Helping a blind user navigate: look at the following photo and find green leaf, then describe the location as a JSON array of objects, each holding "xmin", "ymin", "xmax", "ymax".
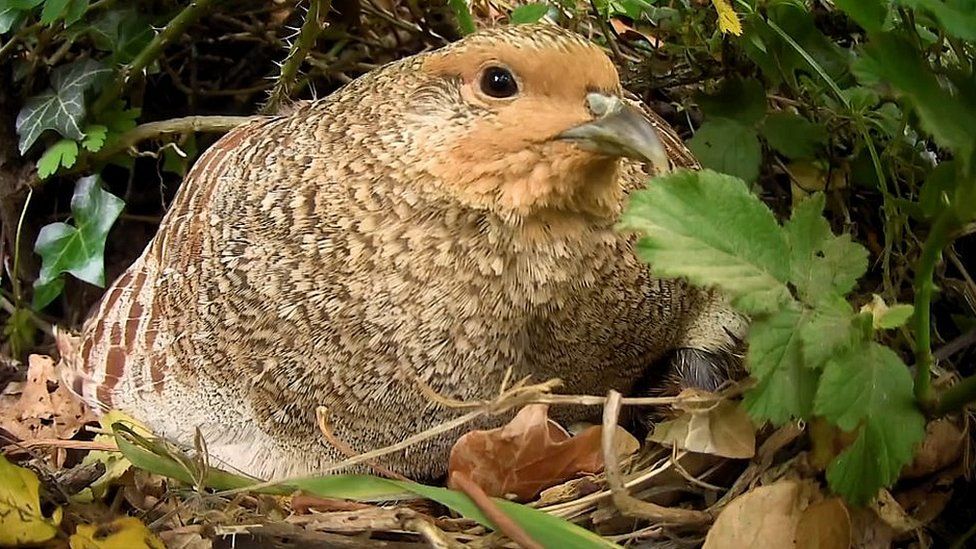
[
  {"xmin": 761, "ymin": 112, "xmax": 827, "ymax": 159},
  {"xmin": 918, "ymin": 161, "xmax": 955, "ymax": 219},
  {"xmin": 620, "ymin": 169, "xmax": 792, "ymax": 314},
  {"xmin": 15, "ymin": 58, "xmax": 110, "ymax": 153},
  {"xmin": 687, "ymin": 120, "xmax": 762, "ymax": 183},
  {"xmin": 448, "ymin": 0, "xmax": 476, "ymax": 35},
  {"xmin": 31, "ymin": 277, "xmax": 64, "ymax": 310},
  {"xmin": 815, "ymin": 343, "xmax": 925, "ymax": 505},
  {"xmin": 742, "ymin": 306, "xmax": 819, "ymax": 424},
  {"xmin": 33, "ymin": 176, "xmax": 123, "ymax": 294},
  {"xmin": 697, "ymin": 78, "xmax": 767, "ymax": 126},
  {"xmin": 113, "ymin": 426, "xmax": 618, "ymax": 549},
  {"xmin": 39, "ymin": 0, "xmax": 68, "ymax": 24},
  {"xmin": 3, "ymin": 308, "xmax": 36, "ymax": 357},
  {"xmin": 857, "ymin": 32, "xmax": 976, "ymax": 154},
  {"xmin": 81, "ymin": 124, "xmax": 107, "ymax": 152},
  {"xmin": 799, "ymin": 297, "xmax": 859, "ymax": 370},
  {"xmin": 63, "ymin": 0, "xmax": 87, "ymax": 25},
  {"xmin": 86, "ymin": 8, "xmax": 153, "ymax": 63},
  {"xmin": 510, "ymin": 2, "xmax": 548, "ymax": 23},
  {"xmin": 840, "ymin": 87, "xmax": 881, "ymax": 112},
  {"xmin": 901, "ymin": 0, "xmax": 976, "ymax": 41},
  {"xmin": 833, "ymin": 0, "xmax": 888, "ymax": 32},
  {"xmin": 0, "ymin": 6, "xmax": 26, "ymax": 34},
  {"xmin": 860, "ymin": 294, "xmax": 915, "ymax": 329},
  {"xmin": 785, "ymin": 194, "xmax": 868, "ymax": 303},
  {"xmin": 36, "ymin": 139, "xmax": 78, "ymax": 179}
]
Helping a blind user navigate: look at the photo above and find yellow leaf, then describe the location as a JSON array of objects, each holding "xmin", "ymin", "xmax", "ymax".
[
  {"xmin": 0, "ymin": 454, "xmax": 62, "ymax": 545},
  {"xmin": 72, "ymin": 410, "xmax": 153, "ymax": 503},
  {"xmin": 69, "ymin": 517, "xmax": 165, "ymax": 549},
  {"xmin": 712, "ymin": 0, "xmax": 742, "ymax": 36}
]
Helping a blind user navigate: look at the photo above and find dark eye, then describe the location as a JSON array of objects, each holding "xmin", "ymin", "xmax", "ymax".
[{"xmin": 480, "ymin": 66, "xmax": 518, "ymax": 98}]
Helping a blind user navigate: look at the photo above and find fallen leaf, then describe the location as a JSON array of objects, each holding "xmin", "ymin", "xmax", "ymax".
[
  {"xmin": 0, "ymin": 454, "xmax": 63, "ymax": 546},
  {"xmin": 609, "ymin": 18, "xmax": 661, "ymax": 46},
  {"xmin": 901, "ymin": 419, "xmax": 965, "ymax": 479},
  {"xmin": 703, "ymin": 479, "xmax": 822, "ymax": 549},
  {"xmin": 72, "ymin": 411, "xmax": 150, "ymax": 502},
  {"xmin": 795, "ymin": 497, "xmax": 851, "ymax": 549},
  {"xmin": 69, "ymin": 517, "xmax": 165, "ymax": 549},
  {"xmin": 650, "ymin": 389, "xmax": 756, "ymax": 458},
  {"xmin": 0, "ymin": 354, "xmax": 97, "ymax": 447},
  {"xmin": 871, "ymin": 489, "xmax": 919, "ymax": 536},
  {"xmin": 447, "ymin": 404, "xmax": 637, "ymax": 501}
]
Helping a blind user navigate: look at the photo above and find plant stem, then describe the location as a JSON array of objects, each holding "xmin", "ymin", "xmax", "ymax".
[
  {"xmin": 913, "ymin": 208, "xmax": 958, "ymax": 407},
  {"xmin": 934, "ymin": 373, "xmax": 976, "ymax": 416},
  {"xmin": 92, "ymin": 0, "xmax": 217, "ymax": 114},
  {"xmin": 11, "ymin": 187, "xmax": 33, "ymax": 308},
  {"xmin": 262, "ymin": 0, "xmax": 331, "ymax": 115}
]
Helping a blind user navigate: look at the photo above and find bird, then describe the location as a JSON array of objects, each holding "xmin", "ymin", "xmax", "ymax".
[{"xmin": 57, "ymin": 23, "xmax": 745, "ymax": 481}]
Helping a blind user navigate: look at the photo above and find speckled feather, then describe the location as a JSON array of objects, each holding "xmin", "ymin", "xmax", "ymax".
[{"xmin": 58, "ymin": 25, "xmax": 742, "ymax": 480}]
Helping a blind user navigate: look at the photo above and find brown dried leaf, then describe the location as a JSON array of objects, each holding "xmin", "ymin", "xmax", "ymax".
[
  {"xmin": 901, "ymin": 419, "xmax": 965, "ymax": 479},
  {"xmin": 447, "ymin": 404, "xmax": 637, "ymax": 501},
  {"xmin": 0, "ymin": 355, "xmax": 96, "ymax": 444},
  {"xmin": 795, "ymin": 498, "xmax": 851, "ymax": 549},
  {"xmin": 703, "ymin": 479, "xmax": 823, "ymax": 549},
  {"xmin": 609, "ymin": 18, "xmax": 661, "ymax": 47},
  {"xmin": 650, "ymin": 389, "xmax": 755, "ymax": 459}
]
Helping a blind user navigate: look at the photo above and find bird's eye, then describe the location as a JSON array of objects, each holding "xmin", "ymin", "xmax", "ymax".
[{"xmin": 480, "ymin": 66, "xmax": 519, "ymax": 98}]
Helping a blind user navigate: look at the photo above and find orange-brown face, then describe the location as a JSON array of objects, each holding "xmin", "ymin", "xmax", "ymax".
[{"xmin": 407, "ymin": 25, "xmax": 657, "ymax": 222}]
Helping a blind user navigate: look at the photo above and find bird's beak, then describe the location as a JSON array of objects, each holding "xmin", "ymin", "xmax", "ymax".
[{"xmin": 558, "ymin": 93, "xmax": 670, "ymax": 175}]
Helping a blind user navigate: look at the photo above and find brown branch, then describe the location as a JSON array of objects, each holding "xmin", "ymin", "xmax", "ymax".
[
  {"xmin": 262, "ymin": 0, "xmax": 332, "ymax": 114},
  {"xmin": 602, "ymin": 390, "xmax": 712, "ymax": 525},
  {"xmin": 92, "ymin": 115, "xmax": 258, "ymax": 162}
]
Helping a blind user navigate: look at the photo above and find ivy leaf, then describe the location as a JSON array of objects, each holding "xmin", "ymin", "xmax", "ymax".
[
  {"xmin": 86, "ymin": 8, "xmax": 153, "ymax": 64},
  {"xmin": 785, "ymin": 193, "xmax": 868, "ymax": 303},
  {"xmin": 36, "ymin": 138, "xmax": 79, "ymax": 179},
  {"xmin": 39, "ymin": 0, "xmax": 68, "ymax": 24},
  {"xmin": 15, "ymin": 58, "xmax": 111, "ymax": 153},
  {"xmin": 833, "ymin": 0, "xmax": 888, "ymax": 32},
  {"xmin": 33, "ymin": 176, "xmax": 124, "ymax": 302},
  {"xmin": 761, "ymin": 112, "xmax": 828, "ymax": 159},
  {"xmin": 742, "ymin": 306, "xmax": 819, "ymax": 424},
  {"xmin": 81, "ymin": 123, "xmax": 107, "ymax": 152},
  {"xmin": 510, "ymin": 3, "xmax": 548, "ymax": 24},
  {"xmin": 687, "ymin": 119, "xmax": 762, "ymax": 183},
  {"xmin": 620, "ymin": 169, "xmax": 792, "ymax": 314},
  {"xmin": 815, "ymin": 343, "xmax": 926, "ymax": 505},
  {"xmin": 31, "ymin": 277, "xmax": 64, "ymax": 311}
]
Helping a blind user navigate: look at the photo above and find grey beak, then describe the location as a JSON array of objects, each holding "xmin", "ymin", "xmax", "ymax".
[{"xmin": 558, "ymin": 93, "xmax": 670, "ymax": 175}]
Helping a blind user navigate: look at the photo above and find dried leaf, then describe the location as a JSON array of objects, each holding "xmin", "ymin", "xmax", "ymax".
[
  {"xmin": 69, "ymin": 517, "xmax": 165, "ymax": 549},
  {"xmin": 901, "ymin": 419, "xmax": 965, "ymax": 479},
  {"xmin": 0, "ymin": 354, "xmax": 97, "ymax": 445},
  {"xmin": 650, "ymin": 389, "xmax": 756, "ymax": 458},
  {"xmin": 0, "ymin": 454, "xmax": 63, "ymax": 545},
  {"xmin": 447, "ymin": 404, "xmax": 637, "ymax": 501},
  {"xmin": 703, "ymin": 479, "xmax": 821, "ymax": 549},
  {"xmin": 795, "ymin": 498, "xmax": 851, "ymax": 549}
]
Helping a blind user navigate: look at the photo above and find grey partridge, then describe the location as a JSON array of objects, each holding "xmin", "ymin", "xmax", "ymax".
[{"xmin": 57, "ymin": 24, "xmax": 745, "ymax": 480}]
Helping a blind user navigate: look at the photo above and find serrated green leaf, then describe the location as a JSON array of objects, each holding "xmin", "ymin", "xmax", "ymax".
[
  {"xmin": 687, "ymin": 119, "xmax": 762, "ymax": 183},
  {"xmin": 761, "ymin": 112, "xmax": 827, "ymax": 159},
  {"xmin": 742, "ymin": 307, "xmax": 819, "ymax": 424},
  {"xmin": 448, "ymin": 0, "xmax": 475, "ymax": 35},
  {"xmin": 39, "ymin": 0, "xmax": 68, "ymax": 24},
  {"xmin": 800, "ymin": 296, "xmax": 858, "ymax": 370},
  {"xmin": 33, "ymin": 176, "xmax": 123, "ymax": 292},
  {"xmin": 81, "ymin": 123, "xmax": 107, "ymax": 152},
  {"xmin": 860, "ymin": 294, "xmax": 915, "ymax": 329},
  {"xmin": 510, "ymin": 2, "xmax": 548, "ymax": 23},
  {"xmin": 785, "ymin": 194, "xmax": 868, "ymax": 303},
  {"xmin": 901, "ymin": 0, "xmax": 976, "ymax": 41},
  {"xmin": 15, "ymin": 59, "xmax": 110, "ymax": 153},
  {"xmin": 36, "ymin": 138, "xmax": 78, "ymax": 178},
  {"xmin": 840, "ymin": 87, "xmax": 881, "ymax": 112},
  {"xmin": 816, "ymin": 343, "xmax": 925, "ymax": 505},
  {"xmin": 95, "ymin": 102, "xmax": 140, "ymax": 134},
  {"xmin": 620, "ymin": 169, "xmax": 792, "ymax": 314},
  {"xmin": 697, "ymin": 78, "xmax": 767, "ymax": 126},
  {"xmin": 833, "ymin": 0, "xmax": 888, "ymax": 32}
]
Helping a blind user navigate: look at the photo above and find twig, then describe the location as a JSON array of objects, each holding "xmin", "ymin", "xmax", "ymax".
[
  {"xmin": 589, "ymin": 0, "xmax": 622, "ymax": 65},
  {"xmin": 934, "ymin": 326, "xmax": 976, "ymax": 362},
  {"xmin": 449, "ymin": 471, "xmax": 543, "ymax": 549},
  {"xmin": 0, "ymin": 294, "xmax": 54, "ymax": 336},
  {"xmin": 262, "ymin": 0, "xmax": 332, "ymax": 114},
  {"xmin": 3, "ymin": 438, "xmax": 117, "ymax": 454},
  {"xmin": 315, "ymin": 405, "xmax": 409, "ymax": 481},
  {"xmin": 90, "ymin": 115, "xmax": 258, "ymax": 162},
  {"xmin": 92, "ymin": 0, "xmax": 217, "ymax": 114},
  {"xmin": 601, "ymin": 390, "xmax": 711, "ymax": 525},
  {"xmin": 398, "ymin": 511, "xmax": 463, "ymax": 549}
]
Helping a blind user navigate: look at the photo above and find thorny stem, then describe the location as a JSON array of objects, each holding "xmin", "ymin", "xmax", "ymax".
[
  {"xmin": 91, "ymin": 0, "xmax": 217, "ymax": 114},
  {"xmin": 262, "ymin": 0, "xmax": 332, "ymax": 114},
  {"xmin": 92, "ymin": 115, "xmax": 256, "ymax": 161},
  {"xmin": 913, "ymin": 208, "xmax": 959, "ymax": 408}
]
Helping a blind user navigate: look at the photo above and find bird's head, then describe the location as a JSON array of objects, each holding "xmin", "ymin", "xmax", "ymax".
[{"xmin": 390, "ymin": 24, "xmax": 669, "ymax": 223}]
